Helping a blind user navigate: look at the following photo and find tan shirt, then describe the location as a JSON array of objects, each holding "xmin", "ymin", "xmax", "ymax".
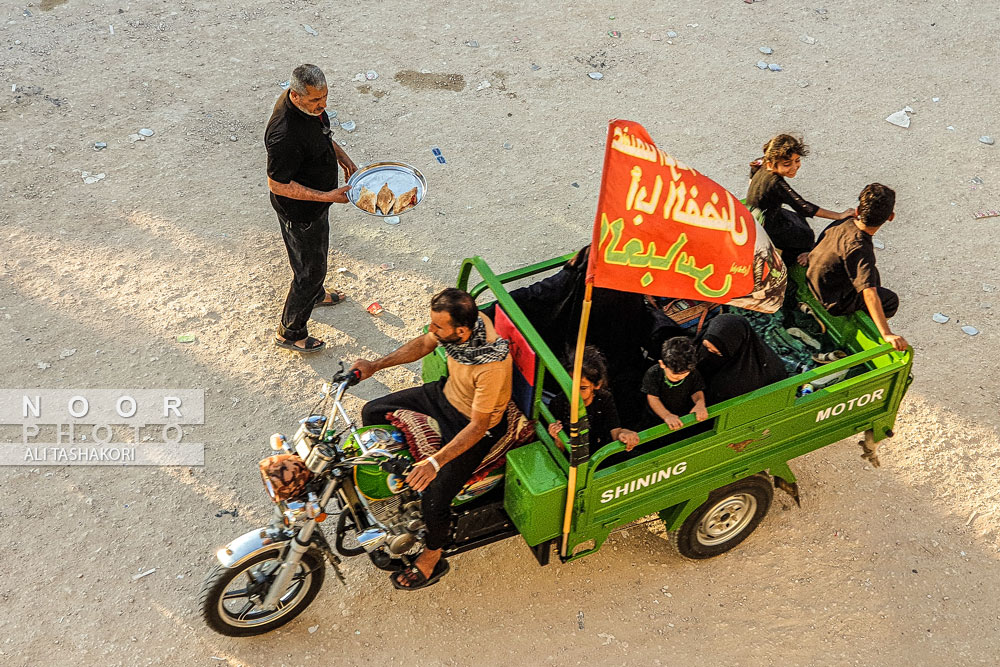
[{"xmin": 442, "ymin": 314, "xmax": 513, "ymax": 428}]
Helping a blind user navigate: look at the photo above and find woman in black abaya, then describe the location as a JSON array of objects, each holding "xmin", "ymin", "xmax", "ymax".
[
  {"xmin": 484, "ymin": 246, "xmax": 657, "ymax": 426},
  {"xmin": 697, "ymin": 313, "xmax": 787, "ymax": 403}
]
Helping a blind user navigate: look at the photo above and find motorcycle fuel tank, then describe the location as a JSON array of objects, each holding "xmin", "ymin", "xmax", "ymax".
[{"xmin": 352, "ymin": 426, "xmax": 411, "ymax": 501}]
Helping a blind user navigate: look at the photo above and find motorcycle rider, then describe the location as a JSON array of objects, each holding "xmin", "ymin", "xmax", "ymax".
[{"xmin": 350, "ymin": 287, "xmax": 512, "ymax": 590}]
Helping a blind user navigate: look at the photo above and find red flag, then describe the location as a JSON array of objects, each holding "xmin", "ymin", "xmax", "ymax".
[{"xmin": 587, "ymin": 120, "xmax": 786, "ymax": 313}]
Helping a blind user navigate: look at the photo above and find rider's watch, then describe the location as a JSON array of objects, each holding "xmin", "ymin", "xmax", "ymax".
[{"xmin": 427, "ymin": 456, "xmax": 441, "ymax": 472}]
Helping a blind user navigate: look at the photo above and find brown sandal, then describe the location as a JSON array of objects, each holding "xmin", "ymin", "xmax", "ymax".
[
  {"xmin": 273, "ymin": 335, "xmax": 326, "ymax": 353},
  {"xmin": 314, "ymin": 291, "xmax": 346, "ymax": 307},
  {"xmin": 390, "ymin": 559, "xmax": 449, "ymax": 591}
]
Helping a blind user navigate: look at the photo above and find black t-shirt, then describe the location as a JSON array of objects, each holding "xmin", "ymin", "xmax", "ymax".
[
  {"xmin": 806, "ymin": 218, "xmax": 880, "ymax": 314},
  {"xmin": 641, "ymin": 364, "xmax": 705, "ymax": 416},
  {"xmin": 264, "ymin": 90, "xmax": 339, "ymax": 223},
  {"xmin": 745, "ymin": 168, "xmax": 820, "ymax": 221},
  {"xmin": 549, "ymin": 388, "xmax": 621, "ymax": 449}
]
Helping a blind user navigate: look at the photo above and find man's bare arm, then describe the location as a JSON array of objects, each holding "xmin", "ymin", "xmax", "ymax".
[
  {"xmin": 405, "ymin": 410, "xmax": 492, "ymax": 491},
  {"xmin": 350, "ymin": 333, "xmax": 438, "ymax": 379},
  {"xmin": 268, "ymin": 177, "xmax": 350, "ymax": 203},
  {"xmin": 862, "ymin": 287, "xmax": 908, "ymax": 351}
]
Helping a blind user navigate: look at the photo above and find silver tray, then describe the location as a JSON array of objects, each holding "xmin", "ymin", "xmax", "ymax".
[{"xmin": 347, "ymin": 161, "xmax": 426, "ymax": 217}]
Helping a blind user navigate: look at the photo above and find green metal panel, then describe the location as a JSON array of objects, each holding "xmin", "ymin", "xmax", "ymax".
[
  {"xmin": 560, "ymin": 337, "xmax": 911, "ymax": 558},
  {"xmin": 503, "ymin": 441, "xmax": 567, "ymax": 545},
  {"xmin": 415, "ymin": 254, "xmax": 912, "ymax": 562}
]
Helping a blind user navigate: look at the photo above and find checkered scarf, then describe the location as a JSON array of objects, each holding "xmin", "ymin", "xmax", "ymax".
[{"xmin": 441, "ymin": 317, "xmax": 510, "ymax": 365}]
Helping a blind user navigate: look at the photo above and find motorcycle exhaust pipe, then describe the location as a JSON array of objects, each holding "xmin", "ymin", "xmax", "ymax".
[{"xmin": 355, "ymin": 527, "xmax": 388, "ymax": 552}]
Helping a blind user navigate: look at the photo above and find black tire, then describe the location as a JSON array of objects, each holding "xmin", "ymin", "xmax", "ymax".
[
  {"xmin": 199, "ymin": 549, "xmax": 325, "ymax": 637},
  {"xmin": 670, "ymin": 475, "xmax": 773, "ymax": 559}
]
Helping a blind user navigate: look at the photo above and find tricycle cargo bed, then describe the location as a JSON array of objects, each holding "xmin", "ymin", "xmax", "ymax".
[{"xmin": 427, "ymin": 257, "xmax": 913, "ymax": 560}]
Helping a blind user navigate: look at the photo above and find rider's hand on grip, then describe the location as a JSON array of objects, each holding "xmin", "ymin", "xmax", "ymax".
[
  {"xmin": 333, "ymin": 361, "xmax": 365, "ymax": 386},
  {"xmin": 348, "ymin": 359, "xmax": 376, "ymax": 382}
]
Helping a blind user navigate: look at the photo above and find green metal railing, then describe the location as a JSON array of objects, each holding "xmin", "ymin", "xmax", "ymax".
[{"xmin": 455, "ymin": 254, "xmax": 913, "ymax": 559}]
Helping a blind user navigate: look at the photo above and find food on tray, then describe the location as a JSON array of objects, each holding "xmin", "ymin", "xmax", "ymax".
[
  {"xmin": 356, "ymin": 186, "xmax": 377, "ymax": 214},
  {"xmin": 393, "ymin": 186, "xmax": 419, "ymax": 214},
  {"xmin": 376, "ymin": 184, "xmax": 396, "ymax": 216}
]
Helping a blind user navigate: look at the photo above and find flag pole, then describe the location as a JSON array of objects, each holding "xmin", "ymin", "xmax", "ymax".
[{"xmin": 560, "ymin": 281, "xmax": 594, "ymax": 559}]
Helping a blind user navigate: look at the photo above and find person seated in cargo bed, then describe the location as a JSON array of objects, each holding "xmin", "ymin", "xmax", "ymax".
[
  {"xmin": 642, "ymin": 337, "xmax": 709, "ymax": 431},
  {"xmin": 484, "ymin": 245, "xmax": 657, "ymax": 427},
  {"xmin": 697, "ymin": 314, "xmax": 788, "ymax": 404},
  {"xmin": 547, "ymin": 346, "xmax": 640, "ymax": 451},
  {"xmin": 806, "ymin": 183, "xmax": 909, "ymax": 352}
]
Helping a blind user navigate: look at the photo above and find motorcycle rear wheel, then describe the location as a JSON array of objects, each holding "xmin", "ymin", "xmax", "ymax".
[{"xmin": 200, "ymin": 549, "xmax": 325, "ymax": 637}]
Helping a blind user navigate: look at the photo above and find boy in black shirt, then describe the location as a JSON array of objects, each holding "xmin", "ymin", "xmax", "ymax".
[
  {"xmin": 806, "ymin": 183, "xmax": 909, "ymax": 351},
  {"xmin": 642, "ymin": 337, "xmax": 708, "ymax": 430},
  {"xmin": 548, "ymin": 347, "xmax": 640, "ymax": 451}
]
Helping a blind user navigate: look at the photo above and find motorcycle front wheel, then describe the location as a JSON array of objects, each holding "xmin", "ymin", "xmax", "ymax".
[{"xmin": 199, "ymin": 549, "xmax": 326, "ymax": 637}]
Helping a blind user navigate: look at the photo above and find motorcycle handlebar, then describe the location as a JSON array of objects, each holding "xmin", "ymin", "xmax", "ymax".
[{"xmin": 331, "ymin": 368, "xmax": 362, "ymax": 388}]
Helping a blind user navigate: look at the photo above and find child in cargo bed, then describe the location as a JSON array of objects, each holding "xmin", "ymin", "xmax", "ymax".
[
  {"xmin": 642, "ymin": 337, "xmax": 709, "ymax": 431},
  {"xmin": 746, "ymin": 134, "xmax": 855, "ymax": 267},
  {"xmin": 548, "ymin": 346, "xmax": 640, "ymax": 451}
]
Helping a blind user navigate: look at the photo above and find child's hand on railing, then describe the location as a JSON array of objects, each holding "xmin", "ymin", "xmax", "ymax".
[
  {"xmin": 616, "ymin": 429, "xmax": 640, "ymax": 451},
  {"xmin": 663, "ymin": 412, "xmax": 684, "ymax": 430}
]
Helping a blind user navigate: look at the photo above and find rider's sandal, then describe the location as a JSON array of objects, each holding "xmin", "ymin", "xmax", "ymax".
[
  {"xmin": 390, "ymin": 558, "xmax": 450, "ymax": 591},
  {"xmin": 273, "ymin": 335, "xmax": 326, "ymax": 354},
  {"xmin": 313, "ymin": 290, "xmax": 346, "ymax": 308}
]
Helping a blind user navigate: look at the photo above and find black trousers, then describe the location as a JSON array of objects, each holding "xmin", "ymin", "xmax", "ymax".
[
  {"xmin": 765, "ymin": 208, "xmax": 815, "ymax": 258},
  {"xmin": 276, "ymin": 208, "xmax": 330, "ymax": 341},
  {"xmin": 829, "ymin": 286, "xmax": 899, "ymax": 319},
  {"xmin": 362, "ymin": 380, "xmax": 507, "ymax": 550}
]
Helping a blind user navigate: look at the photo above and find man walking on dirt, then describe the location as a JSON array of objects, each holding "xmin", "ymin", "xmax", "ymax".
[
  {"xmin": 266, "ymin": 64, "xmax": 357, "ymax": 353},
  {"xmin": 350, "ymin": 288, "xmax": 513, "ymax": 590}
]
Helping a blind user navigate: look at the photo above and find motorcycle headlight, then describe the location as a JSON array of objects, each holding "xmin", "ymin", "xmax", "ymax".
[{"xmin": 258, "ymin": 453, "xmax": 312, "ymax": 502}]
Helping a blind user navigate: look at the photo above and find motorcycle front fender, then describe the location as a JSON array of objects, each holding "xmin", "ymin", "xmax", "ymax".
[{"xmin": 215, "ymin": 527, "xmax": 291, "ymax": 569}]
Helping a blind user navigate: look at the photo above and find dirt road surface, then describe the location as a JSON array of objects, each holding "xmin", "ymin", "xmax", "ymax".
[{"xmin": 2, "ymin": 1, "xmax": 999, "ymax": 665}]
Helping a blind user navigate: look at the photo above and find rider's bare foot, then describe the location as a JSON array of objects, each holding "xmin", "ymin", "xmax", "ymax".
[
  {"xmin": 412, "ymin": 548, "xmax": 441, "ymax": 580},
  {"xmin": 390, "ymin": 548, "xmax": 449, "ymax": 590}
]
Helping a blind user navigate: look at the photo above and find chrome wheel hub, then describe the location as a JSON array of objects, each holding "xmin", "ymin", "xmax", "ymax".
[{"xmin": 696, "ymin": 493, "xmax": 757, "ymax": 546}]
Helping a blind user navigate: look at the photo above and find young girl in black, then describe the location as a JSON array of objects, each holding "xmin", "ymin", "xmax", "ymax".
[
  {"xmin": 547, "ymin": 346, "xmax": 640, "ymax": 451},
  {"xmin": 746, "ymin": 134, "xmax": 855, "ymax": 267}
]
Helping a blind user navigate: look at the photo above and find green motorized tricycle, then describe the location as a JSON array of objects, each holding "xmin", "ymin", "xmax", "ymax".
[{"xmin": 200, "ymin": 253, "xmax": 913, "ymax": 637}]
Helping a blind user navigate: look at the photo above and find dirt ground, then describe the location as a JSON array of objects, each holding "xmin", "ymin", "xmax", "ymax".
[{"xmin": 2, "ymin": 0, "xmax": 999, "ymax": 665}]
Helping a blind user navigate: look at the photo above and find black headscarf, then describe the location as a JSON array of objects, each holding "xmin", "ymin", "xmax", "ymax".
[
  {"xmin": 697, "ymin": 313, "xmax": 787, "ymax": 403},
  {"xmin": 488, "ymin": 246, "xmax": 653, "ymax": 426},
  {"xmin": 495, "ymin": 246, "xmax": 651, "ymax": 369}
]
